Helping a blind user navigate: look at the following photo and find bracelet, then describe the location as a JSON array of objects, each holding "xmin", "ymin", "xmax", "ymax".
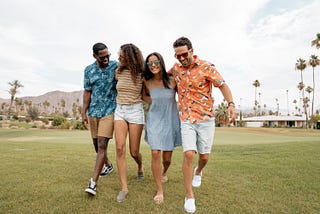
[{"xmin": 228, "ymin": 101, "xmax": 235, "ymax": 107}]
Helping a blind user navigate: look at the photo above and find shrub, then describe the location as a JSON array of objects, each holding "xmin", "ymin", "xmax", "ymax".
[
  {"xmin": 40, "ymin": 118, "xmax": 49, "ymax": 125},
  {"xmin": 25, "ymin": 117, "xmax": 31, "ymax": 123},
  {"xmin": 52, "ymin": 116, "xmax": 66, "ymax": 127},
  {"xmin": 59, "ymin": 121, "xmax": 71, "ymax": 129},
  {"xmin": 72, "ymin": 121, "xmax": 85, "ymax": 130},
  {"xmin": 27, "ymin": 106, "xmax": 40, "ymax": 120}
]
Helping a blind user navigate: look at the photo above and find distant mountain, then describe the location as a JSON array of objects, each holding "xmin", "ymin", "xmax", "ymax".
[{"xmin": 0, "ymin": 90, "xmax": 83, "ymax": 116}]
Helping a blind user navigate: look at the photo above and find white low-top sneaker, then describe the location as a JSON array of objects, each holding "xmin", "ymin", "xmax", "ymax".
[
  {"xmin": 184, "ymin": 198, "xmax": 196, "ymax": 213},
  {"xmin": 192, "ymin": 167, "xmax": 202, "ymax": 187}
]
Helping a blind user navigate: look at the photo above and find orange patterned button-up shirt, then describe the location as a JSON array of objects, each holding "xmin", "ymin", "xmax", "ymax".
[{"xmin": 171, "ymin": 55, "xmax": 225, "ymax": 123}]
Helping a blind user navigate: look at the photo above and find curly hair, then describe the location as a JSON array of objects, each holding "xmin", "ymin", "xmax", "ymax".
[
  {"xmin": 144, "ymin": 52, "xmax": 170, "ymax": 89},
  {"xmin": 118, "ymin": 43, "xmax": 144, "ymax": 84},
  {"xmin": 173, "ymin": 37, "xmax": 193, "ymax": 50}
]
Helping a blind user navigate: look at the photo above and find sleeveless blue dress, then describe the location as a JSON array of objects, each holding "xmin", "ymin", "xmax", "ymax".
[{"xmin": 145, "ymin": 87, "xmax": 182, "ymax": 151}]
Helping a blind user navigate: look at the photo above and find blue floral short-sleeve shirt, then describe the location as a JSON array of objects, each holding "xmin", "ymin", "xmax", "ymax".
[{"xmin": 84, "ymin": 60, "xmax": 118, "ymax": 117}]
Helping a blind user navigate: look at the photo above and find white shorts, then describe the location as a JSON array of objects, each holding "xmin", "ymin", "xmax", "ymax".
[
  {"xmin": 114, "ymin": 102, "xmax": 145, "ymax": 124},
  {"xmin": 181, "ymin": 118, "xmax": 215, "ymax": 154}
]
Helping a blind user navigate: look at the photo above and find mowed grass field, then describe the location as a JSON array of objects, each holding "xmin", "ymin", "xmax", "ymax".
[{"xmin": 0, "ymin": 127, "xmax": 319, "ymax": 213}]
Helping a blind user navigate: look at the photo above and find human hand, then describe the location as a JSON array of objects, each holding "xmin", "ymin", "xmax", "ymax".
[{"xmin": 81, "ymin": 114, "xmax": 89, "ymax": 130}]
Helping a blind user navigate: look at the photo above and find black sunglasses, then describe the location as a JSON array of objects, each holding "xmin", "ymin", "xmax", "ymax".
[
  {"xmin": 175, "ymin": 51, "xmax": 189, "ymax": 60},
  {"xmin": 98, "ymin": 54, "xmax": 111, "ymax": 60}
]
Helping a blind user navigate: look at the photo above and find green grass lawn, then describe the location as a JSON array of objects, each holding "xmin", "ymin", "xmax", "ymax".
[{"xmin": 0, "ymin": 128, "xmax": 319, "ymax": 213}]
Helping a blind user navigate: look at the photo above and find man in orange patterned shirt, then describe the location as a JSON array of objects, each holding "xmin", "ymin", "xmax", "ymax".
[{"xmin": 170, "ymin": 37, "xmax": 236, "ymax": 213}]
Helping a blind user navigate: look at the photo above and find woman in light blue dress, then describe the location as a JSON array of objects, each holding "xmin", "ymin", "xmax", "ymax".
[{"xmin": 142, "ymin": 52, "xmax": 182, "ymax": 204}]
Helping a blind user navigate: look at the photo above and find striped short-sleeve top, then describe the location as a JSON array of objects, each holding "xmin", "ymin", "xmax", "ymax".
[{"xmin": 116, "ymin": 69, "xmax": 143, "ymax": 105}]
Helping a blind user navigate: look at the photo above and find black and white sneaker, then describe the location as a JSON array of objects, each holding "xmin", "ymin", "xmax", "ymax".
[
  {"xmin": 100, "ymin": 164, "xmax": 114, "ymax": 176},
  {"xmin": 85, "ymin": 178, "xmax": 96, "ymax": 196}
]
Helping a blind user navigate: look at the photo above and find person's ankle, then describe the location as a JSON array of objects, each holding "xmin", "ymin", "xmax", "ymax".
[{"xmin": 185, "ymin": 194, "xmax": 194, "ymax": 199}]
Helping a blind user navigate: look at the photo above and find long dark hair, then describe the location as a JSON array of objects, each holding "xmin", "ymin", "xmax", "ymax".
[
  {"xmin": 144, "ymin": 52, "xmax": 170, "ymax": 89},
  {"xmin": 118, "ymin": 43, "xmax": 144, "ymax": 84}
]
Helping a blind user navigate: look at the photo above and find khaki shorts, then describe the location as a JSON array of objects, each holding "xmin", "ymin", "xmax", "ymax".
[{"xmin": 88, "ymin": 114, "xmax": 114, "ymax": 139}]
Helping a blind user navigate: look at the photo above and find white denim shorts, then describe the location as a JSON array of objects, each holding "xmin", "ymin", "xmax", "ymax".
[
  {"xmin": 181, "ymin": 118, "xmax": 215, "ymax": 154},
  {"xmin": 114, "ymin": 102, "xmax": 145, "ymax": 124}
]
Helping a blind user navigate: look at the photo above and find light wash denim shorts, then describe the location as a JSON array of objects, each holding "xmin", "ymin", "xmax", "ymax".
[
  {"xmin": 114, "ymin": 102, "xmax": 145, "ymax": 124},
  {"xmin": 181, "ymin": 118, "xmax": 215, "ymax": 154}
]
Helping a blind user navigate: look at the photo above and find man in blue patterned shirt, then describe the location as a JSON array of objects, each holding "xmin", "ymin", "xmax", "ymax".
[{"xmin": 82, "ymin": 43, "xmax": 118, "ymax": 196}]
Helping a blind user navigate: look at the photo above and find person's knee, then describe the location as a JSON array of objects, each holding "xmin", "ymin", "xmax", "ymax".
[
  {"xmin": 130, "ymin": 150, "xmax": 139, "ymax": 159},
  {"xmin": 151, "ymin": 151, "xmax": 161, "ymax": 161},
  {"xmin": 199, "ymin": 154, "xmax": 209, "ymax": 162},
  {"xmin": 116, "ymin": 146, "xmax": 125, "ymax": 157},
  {"xmin": 163, "ymin": 159, "xmax": 171, "ymax": 167},
  {"xmin": 97, "ymin": 138, "xmax": 107, "ymax": 151},
  {"xmin": 184, "ymin": 150, "xmax": 195, "ymax": 160}
]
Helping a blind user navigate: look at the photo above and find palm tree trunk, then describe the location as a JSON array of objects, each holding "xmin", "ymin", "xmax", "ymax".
[
  {"xmin": 8, "ymin": 96, "xmax": 14, "ymax": 116},
  {"xmin": 254, "ymin": 87, "xmax": 257, "ymax": 116},
  {"xmin": 300, "ymin": 71, "xmax": 308, "ymax": 128},
  {"xmin": 312, "ymin": 67, "xmax": 315, "ymax": 116}
]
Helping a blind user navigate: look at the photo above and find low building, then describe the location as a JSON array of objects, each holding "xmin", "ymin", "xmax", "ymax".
[{"xmin": 239, "ymin": 115, "xmax": 306, "ymax": 127}]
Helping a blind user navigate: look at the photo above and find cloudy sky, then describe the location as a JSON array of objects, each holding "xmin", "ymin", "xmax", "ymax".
[{"xmin": 1, "ymin": 0, "xmax": 320, "ymax": 113}]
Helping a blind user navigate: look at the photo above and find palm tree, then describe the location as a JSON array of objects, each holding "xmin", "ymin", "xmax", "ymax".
[
  {"xmin": 303, "ymin": 97, "xmax": 310, "ymax": 118},
  {"xmin": 60, "ymin": 99, "xmax": 66, "ymax": 114},
  {"xmin": 305, "ymin": 86, "xmax": 313, "ymax": 99},
  {"xmin": 311, "ymin": 33, "xmax": 320, "ymax": 49},
  {"xmin": 24, "ymin": 100, "xmax": 32, "ymax": 111},
  {"xmin": 305, "ymin": 86, "xmax": 313, "ymax": 118},
  {"xmin": 14, "ymin": 98, "xmax": 23, "ymax": 116},
  {"xmin": 295, "ymin": 59, "xmax": 308, "ymax": 126},
  {"xmin": 258, "ymin": 92, "xmax": 262, "ymax": 115},
  {"xmin": 275, "ymin": 98, "xmax": 279, "ymax": 116},
  {"xmin": 263, "ymin": 104, "xmax": 266, "ymax": 115},
  {"xmin": 77, "ymin": 105, "xmax": 83, "ymax": 118},
  {"xmin": 308, "ymin": 55, "xmax": 320, "ymax": 116},
  {"xmin": 215, "ymin": 102, "xmax": 229, "ymax": 126},
  {"xmin": 43, "ymin": 100, "xmax": 50, "ymax": 115},
  {"xmin": 72, "ymin": 102, "xmax": 78, "ymax": 118},
  {"xmin": 297, "ymin": 82, "xmax": 305, "ymax": 112},
  {"xmin": 293, "ymin": 99, "xmax": 297, "ymax": 115},
  {"xmin": 7, "ymin": 80, "xmax": 24, "ymax": 116},
  {"xmin": 252, "ymin": 80, "xmax": 260, "ymax": 116},
  {"xmin": 295, "ymin": 59, "xmax": 307, "ymax": 86},
  {"xmin": 1, "ymin": 102, "xmax": 6, "ymax": 114}
]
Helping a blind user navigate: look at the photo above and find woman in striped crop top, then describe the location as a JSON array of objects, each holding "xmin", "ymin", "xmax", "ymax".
[{"xmin": 114, "ymin": 43, "xmax": 145, "ymax": 202}]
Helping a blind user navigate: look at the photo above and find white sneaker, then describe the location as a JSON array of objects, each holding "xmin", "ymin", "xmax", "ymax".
[
  {"xmin": 85, "ymin": 178, "xmax": 96, "ymax": 196},
  {"xmin": 184, "ymin": 198, "xmax": 196, "ymax": 213},
  {"xmin": 100, "ymin": 164, "xmax": 114, "ymax": 176},
  {"xmin": 192, "ymin": 167, "xmax": 202, "ymax": 187}
]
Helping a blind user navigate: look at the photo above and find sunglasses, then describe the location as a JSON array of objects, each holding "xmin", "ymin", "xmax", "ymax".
[
  {"xmin": 175, "ymin": 51, "xmax": 189, "ymax": 60},
  {"xmin": 147, "ymin": 60, "xmax": 160, "ymax": 67},
  {"xmin": 98, "ymin": 54, "xmax": 111, "ymax": 60}
]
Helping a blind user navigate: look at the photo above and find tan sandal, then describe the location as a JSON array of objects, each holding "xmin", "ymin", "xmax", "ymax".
[
  {"xmin": 161, "ymin": 175, "xmax": 168, "ymax": 183},
  {"xmin": 153, "ymin": 194, "xmax": 164, "ymax": 204}
]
